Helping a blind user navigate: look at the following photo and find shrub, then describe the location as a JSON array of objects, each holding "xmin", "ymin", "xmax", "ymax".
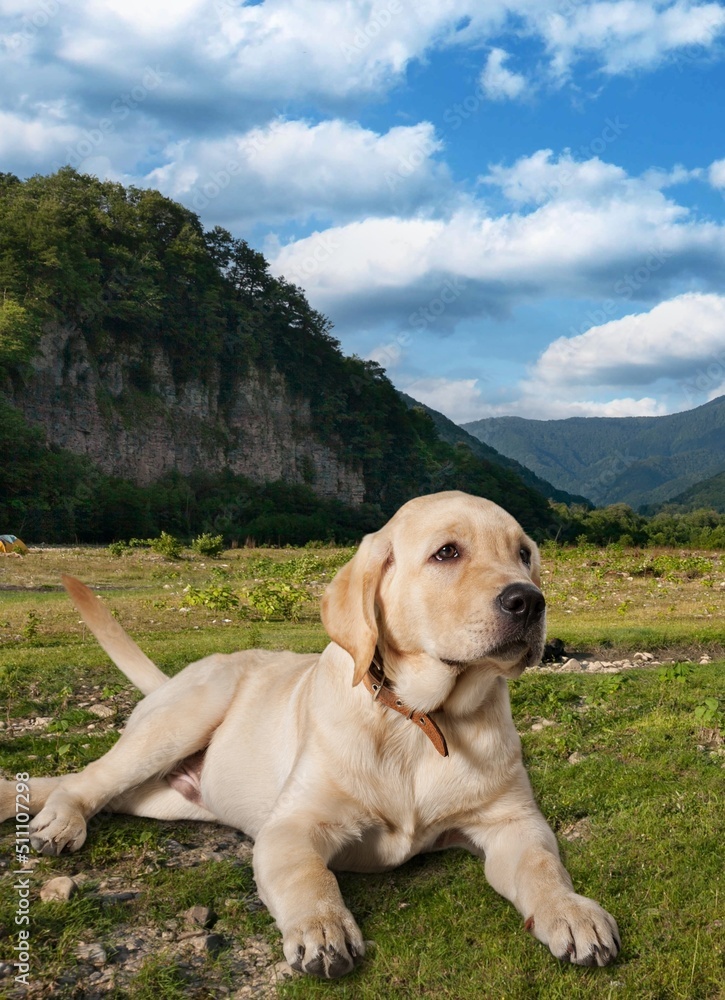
[
  {"xmin": 191, "ymin": 532, "xmax": 225, "ymax": 558},
  {"xmin": 108, "ymin": 540, "xmax": 130, "ymax": 557},
  {"xmin": 184, "ymin": 583, "xmax": 238, "ymax": 612},
  {"xmin": 148, "ymin": 532, "xmax": 182, "ymax": 559},
  {"xmin": 245, "ymin": 581, "xmax": 310, "ymax": 621}
]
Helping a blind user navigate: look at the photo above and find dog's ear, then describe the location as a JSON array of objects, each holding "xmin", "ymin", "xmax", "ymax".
[{"xmin": 321, "ymin": 532, "xmax": 391, "ymax": 686}]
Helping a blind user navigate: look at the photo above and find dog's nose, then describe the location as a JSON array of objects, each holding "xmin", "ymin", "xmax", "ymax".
[{"xmin": 498, "ymin": 583, "xmax": 546, "ymax": 626}]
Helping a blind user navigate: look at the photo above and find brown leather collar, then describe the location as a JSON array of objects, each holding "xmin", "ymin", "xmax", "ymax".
[{"xmin": 362, "ymin": 657, "xmax": 449, "ymax": 757}]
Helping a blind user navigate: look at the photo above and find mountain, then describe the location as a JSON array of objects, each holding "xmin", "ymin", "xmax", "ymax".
[
  {"xmin": 463, "ymin": 396, "xmax": 725, "ymax": 509},
  {"xmin": 651, "ymin": 470, "xmax": 725, "ymax": 513},
  {"xmin": 398, "ymin": 393, "xmax": 591, "ymax": 506},
  {"xmin": 0, "ymin": 168, "xmax": 559, "ymax": 543}
]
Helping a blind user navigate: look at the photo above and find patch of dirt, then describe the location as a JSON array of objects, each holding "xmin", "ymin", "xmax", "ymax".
[{"xmin": 0, "ymin": 823, "xmax": 294, "ymax": 999}]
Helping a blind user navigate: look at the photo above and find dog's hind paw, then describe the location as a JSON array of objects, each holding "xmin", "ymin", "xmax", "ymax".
[
  {"xmin": 527, "ymin": 893, "xmax": 620, "ymax": 967},
  {"xmin": 283, "ymin": 905, "xmax": 365, "ymax": 978},
  {"xmin": 29, "ymin": 803, "xmax": 87, "ymax": 855}
]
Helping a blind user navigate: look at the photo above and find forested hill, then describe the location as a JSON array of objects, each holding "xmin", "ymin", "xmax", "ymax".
[
  {"xmin": 652, "ymin": 470, "xmax": 725, "ymax": 514},
  {"xmin": 398, "ymin": 393, "xmax": 590, "ymax": 507},
  {"xmin": 463, "ymin": 396, "xmax": 725, "ymax": 510},
  {"xmin": 0, "ymin": 168, "xmax": 557, "ymax": 543}
]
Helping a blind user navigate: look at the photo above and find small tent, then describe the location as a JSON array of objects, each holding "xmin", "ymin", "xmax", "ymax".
[{"xmin": 0, "ymin": 534, "xmax": 27, "ymax": 554}]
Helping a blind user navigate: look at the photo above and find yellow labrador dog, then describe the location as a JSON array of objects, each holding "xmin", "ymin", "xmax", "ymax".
[{"xmin": 1, "ymin": 491, "xmax": 619, "ymax": 977}]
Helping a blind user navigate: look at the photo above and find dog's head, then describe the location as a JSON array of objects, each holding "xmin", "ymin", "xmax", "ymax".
[{"xmin": 321, "ymin": 491, "xmax": 545, "ymax": 715}]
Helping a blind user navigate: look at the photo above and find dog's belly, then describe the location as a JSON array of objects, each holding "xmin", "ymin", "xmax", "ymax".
[{"xmin": 197, "ymin": 651, "xmax": 319, "ymax": 837}]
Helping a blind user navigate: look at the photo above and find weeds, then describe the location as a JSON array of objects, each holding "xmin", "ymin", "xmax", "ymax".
[
  {"xmin": 245, "ymin": 581, "xmax": 310, "ymax": 621},
  {"xmin": 191, "ymin": 532, "xmax": 225, "ymax": 558},
  {"xmin": 184, "ymin": 583, "xmax": 239, "ymax": 613},
  {"xmin": 21, "ymin": 609, "xmax": 40, "ymax": 640},
  {"xmin": 694, "ymin": 697, "xmax": 721, "ymax": 726}
]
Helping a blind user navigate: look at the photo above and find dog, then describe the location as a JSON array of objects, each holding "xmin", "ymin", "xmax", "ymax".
[{"xmin": 0, "ymin": 491, "xmax": 619, "ymax": 977}]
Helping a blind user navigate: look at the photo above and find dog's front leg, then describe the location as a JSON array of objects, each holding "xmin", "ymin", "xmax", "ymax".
[
  {"xmin": 465, "ymin": 793, "xmax": 620, "ymax": 967},
  {"xmin": 253, "ymin": 816, "xmax": 365, "ymax": 979}
]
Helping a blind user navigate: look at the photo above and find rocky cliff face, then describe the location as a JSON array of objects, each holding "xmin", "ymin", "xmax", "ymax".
[{"xmin": 6, "ymin": 324, "xmax": 366, "ymax": 504}]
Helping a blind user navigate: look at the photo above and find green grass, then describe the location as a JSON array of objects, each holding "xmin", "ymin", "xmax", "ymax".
[{"xmin": 1, "ymin": 544, "xmax": 724, "ymax": 997}]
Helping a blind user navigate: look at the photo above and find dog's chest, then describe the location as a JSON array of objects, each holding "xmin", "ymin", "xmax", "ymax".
[{"xmin": 332, "ymin": 760, "xmax": 486, "ymax": 872}]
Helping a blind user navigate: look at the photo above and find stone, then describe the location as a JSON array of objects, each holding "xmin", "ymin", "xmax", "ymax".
[
  {"xmin": 561, "ymin": 657, "xmax": 582, "ymax": 671},
  {"xmin": 182, "ymin": 904, "xmax": 217, "ymax": 928},
  {"xmin": 271, "ymin": 960, "xmax": 295, "ymax": 982},
  {"xmin": 88, "ymin": 704, "xmax": 114, "ymax": 719},
  {"xmin": 191, "ymin": 933, "xmax": 225, "ymax": 955},
  {"xmin": 40, "ymin": 876, "xmax": 77, "ymax": 902},
  {"xmin": 531, "ymin": 719, "xmax": 555, "ymax": 732},
  {"xmin": 633, "ymin": 652, "xmax": 655, "ymax": 662},
  {"xmin": 75, "ymin": 943, "xmax": 107, "ymax": 967}
]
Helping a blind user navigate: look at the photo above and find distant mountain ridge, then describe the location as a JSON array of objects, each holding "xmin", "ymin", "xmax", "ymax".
[
  {"xmin": 655, "ymin": 469, "xmax": 725, "ymax": 513},
  {"xmin": 399, "ymin": 393, "xmax": 591, "ymax": 506},
  {"xmin": 463, "ymin": 396, "xmax": 725, "ymax": 509}
]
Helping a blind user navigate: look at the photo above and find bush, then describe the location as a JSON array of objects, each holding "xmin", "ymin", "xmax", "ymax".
[
  {"xmin": 148, "ymin": 531, "xmax": 182, "ymax": 559},
  {"xmin": 184, "ymin": 583, "xmax": 238, "ymax": 612},
  {"xmin": 245, "ymin": 581, "xmax": 310, "ymax": 621},
  {"xmin": 108, "ymin": 540, "xmax": 130, "ymax": 557},
  {"xmin": 191, "ymin": 532, "xmax": 225, "ymax": 557}
]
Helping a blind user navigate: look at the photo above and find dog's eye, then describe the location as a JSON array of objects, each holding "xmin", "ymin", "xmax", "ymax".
[
  {"xmin": 433, "ymin": 544, "xmax": 459, "ymax": 562},
  {"xmin": 520, "ymin": 546, "xmax": 532, "ymax": 567}
]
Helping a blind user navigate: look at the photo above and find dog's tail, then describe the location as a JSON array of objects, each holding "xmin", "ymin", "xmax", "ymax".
[{"xmin": 62, "ymin": 575, "xmax": 168, "ymax": 695}]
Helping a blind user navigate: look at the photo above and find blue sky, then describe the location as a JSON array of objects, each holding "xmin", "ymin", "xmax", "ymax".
[{"xmin": 2, "ymin": 0, "xmax": 725, "ymax": 422}]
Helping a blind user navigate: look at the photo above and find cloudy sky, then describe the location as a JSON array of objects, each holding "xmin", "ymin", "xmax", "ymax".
[{"xmin": 2, "ymin": 0, "xmax": 725, "ymax": 422}]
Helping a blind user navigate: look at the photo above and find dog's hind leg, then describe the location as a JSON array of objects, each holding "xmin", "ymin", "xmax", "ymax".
[
  {"xmin": 1, "ymin": 774, "xmax": 218, "ymax": 827},
  {"xmin": 108, "ymin": 778, "xmax": 219, "ymax": 822},
  {"xmin": 28, "ymin": 655, "xmax": 240, "ymax": 855},
  {"xmin": 0, "ymin": 776, "xmax": 70, "ymax": 822}
]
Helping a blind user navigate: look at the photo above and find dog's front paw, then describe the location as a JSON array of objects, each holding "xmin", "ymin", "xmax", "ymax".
[
  {"xmin": 526, "ymin": 893, "xmax": 620, "ymax": 967},
  {"xmin": 29, "ymin": 803, "xmax": 87, "ymax": 855},
  {"xmin": 283, "ymin": 905, "xmax": 365, "ymax": 978}
]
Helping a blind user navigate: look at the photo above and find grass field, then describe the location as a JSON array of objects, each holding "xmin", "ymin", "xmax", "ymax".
[{"xmin": 1, "ymin": 542, "xmax": 724, "ymax": 999}]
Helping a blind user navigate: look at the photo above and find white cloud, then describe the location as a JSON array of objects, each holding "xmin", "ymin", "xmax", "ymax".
[
  {"xmin": 402, "ymin": 293, "xmax": 725, "ymax": 422},
  {"xmin": 532, "ymin": 292, "xmax": 725, "ymax": 385},
  {"xmin": 502, "ymin": 394, "xmax": 668, "ymax": 419},
  {"xmin": 709, "ymin": 158, "xmax": 725, "ymax": 189},
  {"xmin": 480, "ymin": 149, "xmax": 630, "ymax": 205},
  {"xmin": 3, "ymin": 1, "xmax": 724, "ymax": 133},
  {"xmin": 461, "ymin": 292, "xmax": 725, "ymax": 419},
  {"xmin": 268, "ymin": 153, "xmax": 725, "ymax": 321},
  {"xmin": 402, "ymin": 376, "xmax": 666, "ymax": 420},
  {"xmin": 144, "ymin": 118, "xmax": 448, "ymax": 225},
  {"xmin": 480, "ymin": 47, "xmax": 529, "ymax": 100},
  {"xmin": 537, "ymin": 0, "xmax": 725, "ymax": 78},
  {"xmin": 403, "ymin": 377, "xmax": 489, "ymax": 424},
  {"xmin": 0, "ymin": 109, "xmax": 77, "ymax": 160}
]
